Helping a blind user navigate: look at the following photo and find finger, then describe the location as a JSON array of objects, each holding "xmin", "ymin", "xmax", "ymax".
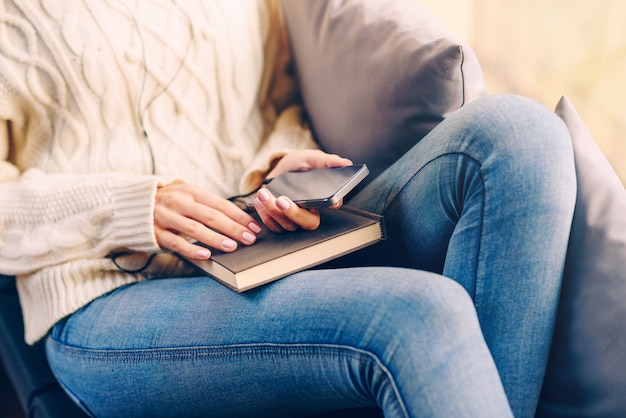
[
  {"xmin": 254, "ymin": 188, "xmax": 299, "ymax": 232},
  {"xmin": 267, "ymin": 150, "xmax": 353, "ymax": 178},
  {"xmin": 154, "ymin": 184, "xmax": 261, "ymax": 254},
  {"xmin": 255, "ymin": 188, "xmax": 321, "ymax": 232},
  {"xmin": 253, "ymin": 197, "xmax": 285, "ymax": 233},
  {"xmin": 156, "ymin": 210, "xmax": 244, "ymax": 253},
  {"xmin": 159, "ymin": 184, "xmax": 260, "ymax": 245},
  {"xmin": 295, "ymin": 149, "xmax": 352, "ymax": 170},
  {"xmin": 155, "ymin": 227, "xmax": 214, "ymax": 260},
  {"xmin": 185, "ymin": 189, "xmax": 262, "ymax": 242},
  {"xmin": 329, "ymin": 198, "xmax": 343, "ymax": 210},
  {"xmin": 195, "ymin": 193, "xmax": 261, "ymax": 233},
  {"xmin": 181, "ymin": 203, "xmax": 259, "ymax": 246},
  {"xmin": 308, "ymin": 152, "xmax": 353, "ymax": 169},
  {"xmin": 275, "ymin": 196, "xmax": 321, "ymax": 231}
]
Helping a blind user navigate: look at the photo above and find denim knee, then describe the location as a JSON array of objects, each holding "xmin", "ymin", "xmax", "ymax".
[
  {"xmin": 441, "ymin": 94, "xmax": 577, "ymax": 210},
  {"xmin": 460, "ymin": 94, "xmax": 574, "ymax": 168},
  {"xmin": 356, "ymin": 270, "xmax": 485, "ymax": 359}
]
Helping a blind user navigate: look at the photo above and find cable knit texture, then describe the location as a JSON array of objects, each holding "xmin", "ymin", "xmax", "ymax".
[{"xmin": 0, "ymin": 0, "xmax": 317, "ymax": 344}]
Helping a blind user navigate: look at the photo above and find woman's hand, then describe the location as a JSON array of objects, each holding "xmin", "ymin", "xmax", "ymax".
[
  {"xmin": 266, "ymin": 149, "xmax": 352, "ymax": 179},
  {"xmin": 255, "ymin": 150, "xmax": 352, "ymax": 233},
  {"xmin": 154, "ymin": 183, "xmax": 262, "ymax": 260}
]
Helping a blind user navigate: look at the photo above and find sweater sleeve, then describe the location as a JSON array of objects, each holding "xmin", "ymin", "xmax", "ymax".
[{"xmin": 0, "ymin": 168, "xmax": 169, "ymax": 276}]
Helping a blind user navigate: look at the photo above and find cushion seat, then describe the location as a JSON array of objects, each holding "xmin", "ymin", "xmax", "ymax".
[{"xmin": 0, "ymin": 276, "xmax": 87, "ymax": 418}]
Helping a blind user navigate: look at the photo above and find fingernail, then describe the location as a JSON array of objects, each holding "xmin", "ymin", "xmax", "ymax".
[
  {"xmin": 254, "ymin": 198, "xmax": 264, "ymax": 210},
  {"xmin": 222, "ymin": 238, "xmax": 237, "ymax": 249},
  {"xmin": 248, "ymin": 222, "xmax": 262, "ymax": 234},
  {"xmin": 258, "ymin": 188, "xmax": 270, "ymax": 203},
  {"xmin": 197, "ymin": 249, "xmax": 210, "ymax": 259},
  {"xmin": 276, "ymin": 196, "xmax": 290, "ymax": 211},
  {"xmin": 242, "ymin": 231, "xmax": 256, "ymax": 243}
]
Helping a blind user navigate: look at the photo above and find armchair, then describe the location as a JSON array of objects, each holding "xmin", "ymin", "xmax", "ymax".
[{"xmin": 2, "ymin": 1, "xmax": 625, "ymax": 417}]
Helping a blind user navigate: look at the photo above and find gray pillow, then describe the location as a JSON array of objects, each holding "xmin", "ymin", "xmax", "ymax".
[
  {"xmin": 281, "ymin": 0, "xmax": 487, "ymax": 180},
  {"xmin": 537, "ymin": 96, "xmax": 626, "ymax": 417}
]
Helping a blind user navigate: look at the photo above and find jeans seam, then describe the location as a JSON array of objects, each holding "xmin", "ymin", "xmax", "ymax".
[
  {"xmin": 46, "ymin": 339, "xmax": 97, "ymax": 417},
  {"xmin": 48, "ymin": 339, "xmax": 409, "ymax": 417}
]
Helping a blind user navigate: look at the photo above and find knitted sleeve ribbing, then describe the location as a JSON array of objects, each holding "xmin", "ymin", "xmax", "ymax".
[{"xmin": 0, "ymin": 169, "xmax": 165, "ymax": 276}]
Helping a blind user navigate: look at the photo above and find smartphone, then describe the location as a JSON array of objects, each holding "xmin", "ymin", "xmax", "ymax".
[{"xmin": 249, "ymin": 164, "xmax": 369, "ymax": 209}]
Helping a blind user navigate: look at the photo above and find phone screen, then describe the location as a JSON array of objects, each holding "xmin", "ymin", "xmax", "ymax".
[{"xmin": 250, "ymin": 164, "xmax": 369, "ymax": 208}]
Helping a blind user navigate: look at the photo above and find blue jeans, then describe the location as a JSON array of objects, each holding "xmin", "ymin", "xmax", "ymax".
[{"xmin": 45, "ymin": 95, "xmax": 576, "ymax": 417}]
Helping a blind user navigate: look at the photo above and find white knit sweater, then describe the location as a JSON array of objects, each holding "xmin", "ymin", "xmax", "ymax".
[{"xmin": 0, "ymin": 0, "xmax": 317, "ymax": 344}]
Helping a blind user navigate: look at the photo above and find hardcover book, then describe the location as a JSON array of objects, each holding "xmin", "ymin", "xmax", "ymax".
[{"xmin": 187, "ymin": 206, "xmax": 384, "ymax": 292}]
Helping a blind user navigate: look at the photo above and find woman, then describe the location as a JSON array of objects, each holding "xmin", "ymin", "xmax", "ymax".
[{"xmin": 0, "ymin": 0, "xmax": 575, "ymax": 417}]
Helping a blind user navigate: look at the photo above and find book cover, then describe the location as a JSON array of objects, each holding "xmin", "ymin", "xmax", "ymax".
[{"xmin": 187, "ymin": 206, "xmax": 384, "ymax": 292}]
